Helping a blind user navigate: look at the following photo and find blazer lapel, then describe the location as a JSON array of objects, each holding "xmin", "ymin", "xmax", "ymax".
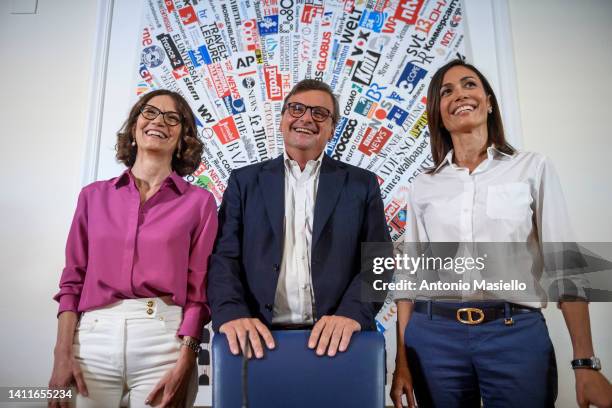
[
  {"xmin": 258, "ymin": 156, "xmax": 285, "ymax": 247},
  {"xmin": 313, "ymin": 155, "xmax": 346, "ymax": 248}
]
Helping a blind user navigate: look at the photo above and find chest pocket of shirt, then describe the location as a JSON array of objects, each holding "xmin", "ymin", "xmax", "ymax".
[{"xmin": 486, "ymin": 182, "xmax": 532, "ymax": 221}]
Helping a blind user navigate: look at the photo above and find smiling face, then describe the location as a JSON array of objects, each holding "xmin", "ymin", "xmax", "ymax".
[
  {"xmin": 133, "ymin": 95, "xmax": 182, "ymax": 159},
  {"xmin": 439, "ymin": 65, "xmax": 491, "ymax": 136},
  {"xmin": 280, "ymin": 90, "xmax": 335, "ymax": 162}
]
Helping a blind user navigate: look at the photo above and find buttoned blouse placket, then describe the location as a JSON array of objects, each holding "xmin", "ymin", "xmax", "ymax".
[
  {"xmin": 121, "ymin": 179, "xmax": 167, "ymax": 296},
  {"xmin": 452, "ymin": 157, "xmax": 494, "ymax": 300}
]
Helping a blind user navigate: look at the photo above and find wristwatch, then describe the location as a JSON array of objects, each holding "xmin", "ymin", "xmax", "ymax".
[{"xmin": 571, "ymin": 356, "xmax": 601, "ymax": 371}]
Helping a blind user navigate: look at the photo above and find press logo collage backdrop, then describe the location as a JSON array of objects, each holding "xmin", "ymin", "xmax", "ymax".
[{"xmin": 136, "ymin": 0, "xmax": 465, "ymax": 388}]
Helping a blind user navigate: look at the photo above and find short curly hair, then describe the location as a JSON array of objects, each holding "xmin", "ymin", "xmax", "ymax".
[{"xmin": 115, "ymin": 89, "xmax": 203, "ymax": 176}]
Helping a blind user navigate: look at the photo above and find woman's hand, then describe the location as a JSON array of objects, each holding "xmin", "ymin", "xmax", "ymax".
[
  {"xmin": 49, "ymin": 311, "xmax": 85, "ymax": 407},
  {"xmin": 145, "ymin": 345, "xmax": 196, "ymax": 407},
  {"xmin": 575, "ymin": 369, "xmax": 612, "ymax": 408},
  {"xmin": 48, "ymin": 351, "xmax": 88, "ymax": 408},
  {"xmin": 390, "ymin": 364, "xmax": 417, "ymax": 408}
]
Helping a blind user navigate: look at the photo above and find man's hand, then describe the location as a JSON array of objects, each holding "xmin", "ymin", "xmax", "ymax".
[
  {"xmin": 308, "ymin": 315, "xmax": 361, "ymax": 357},
  {"xmin": 219, "ymin": 318, "xmax": 275, "ymax": 359},
  {"xmin": 575, "ymin": 369, "xmax": 612, "ymax": 408}
]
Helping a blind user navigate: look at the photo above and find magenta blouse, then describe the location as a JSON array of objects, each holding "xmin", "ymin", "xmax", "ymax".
[{"xmin": 54, "ymin": 170, "xmax": 218, "ymax": 339}]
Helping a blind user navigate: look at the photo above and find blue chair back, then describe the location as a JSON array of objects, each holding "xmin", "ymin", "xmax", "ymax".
[{"xmin": 212, "ymin": 330, "xmax": 386, "ymax": 408}]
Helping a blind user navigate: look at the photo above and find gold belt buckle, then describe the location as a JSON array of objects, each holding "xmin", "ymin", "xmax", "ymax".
[{"xmin": 456, "ymin": 307, "xmax": 485, "ymax": 324}]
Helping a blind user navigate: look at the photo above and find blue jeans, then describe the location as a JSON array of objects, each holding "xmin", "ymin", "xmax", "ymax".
[{"xmin": 404, "ymin": 305, "xmax": 557, "ymax": 408}]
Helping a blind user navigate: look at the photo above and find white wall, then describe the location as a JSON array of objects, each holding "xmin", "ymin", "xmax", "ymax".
[
  {"xmin": 0, "ymin": 0, "xmax": 97, "ymax": 386},
  {"xmin": 0, "ymin": 1, "xmax": 609, "ymax": 406},
  {"xmin": 509, "ymin": 0, "xmax": 612, "ymax": 406}
]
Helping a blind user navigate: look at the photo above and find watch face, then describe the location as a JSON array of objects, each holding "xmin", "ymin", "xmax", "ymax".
[{"xmin": 592, "ymin": 357, "xmax": 602, "ymax": 370}]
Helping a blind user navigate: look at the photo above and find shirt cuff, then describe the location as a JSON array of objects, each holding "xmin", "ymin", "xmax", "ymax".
[
  {"xmin": 178, "ymin": 302, "xmax": 210, "ymax": 340},
  {"xmin": 56, "ymin": 294, "xmax": 79, "ymax": 317}
]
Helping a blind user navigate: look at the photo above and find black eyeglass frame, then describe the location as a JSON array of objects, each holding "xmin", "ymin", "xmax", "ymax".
[
  {"xmin": 283, "ymin": 102, "xmax": 332, "ymax": 123},
  {"xmin": 139, "ymin": 104, "xmax": 183, "ymax": 126}
]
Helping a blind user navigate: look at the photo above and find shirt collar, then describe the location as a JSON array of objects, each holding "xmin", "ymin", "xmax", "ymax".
[
  {"xmin": 283, "ymin": 150, "xmax": 325, "ymax": 172},
  {"xmin": 433, "ymin": 144, "xmax": 515, "ymax": 173},
  {"xmin": 112, "ymin": 169, "xmax": 188, "ymax": 195},
  {"xmin": 488, "ymin": 144, "xmax": 515, "ymax": 159},
  {"xmin": 112, "ymin": 169, "xmax": 132, "ymax": 188},
  {"xmin": 433, "ymin": 149, "xmax": 455, "ymax": 173},
  {"xmin": 166, "ymin": 171, "xmax": 189, "ymax": 195}
]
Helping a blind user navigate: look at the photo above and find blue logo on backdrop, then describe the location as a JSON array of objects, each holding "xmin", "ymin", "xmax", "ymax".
[
  {"xmin": 388, "ymin": 106, "xmax": 409, "ymax": 126},
  {"xmin": 396, "ymin": 62, "xmax": 428, "ymax": 94},
  {"xmin": 141, "ymin": 45, "xmax": 165, "ymax": 68},
  {"xmin": 326, "ymin": 117, "xmax": 348, "ymax": 155},
  {"xmin": 188, "ymin": 46, "xmax": 212, "ymax": 67},
  {"xmin": 358, "ymin": 10, "xmax": 387, "ymax": 32},
  {"xmin": 222, "ymin": 96, "xmax": 246, "ymax": 115},
  {"xmin": 258, "ymin": 15, "xmax": 279, "ymax": 36},
  {"xmin": 354, "ymin": 97, "xmax": 374, "ymax": 116}
]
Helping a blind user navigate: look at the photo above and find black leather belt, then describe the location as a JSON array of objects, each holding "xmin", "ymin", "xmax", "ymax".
[{"xmin": 414, "ymin": 301, "xmax": 538, "ymax": 325}]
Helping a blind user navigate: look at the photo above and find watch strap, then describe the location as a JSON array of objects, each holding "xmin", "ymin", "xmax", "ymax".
[{"xmin": 571, "ymin": 357, "xmax": 601, "ymax": 371}]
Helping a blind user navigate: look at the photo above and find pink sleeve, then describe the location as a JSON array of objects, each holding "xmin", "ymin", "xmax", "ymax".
[
  {"xmin": 53, "ymin": 188, "xmax": 89, "ymax": 315},
  {"xmin": 178, "ymin": 193, "xmax": 218, "ymax": 339}
]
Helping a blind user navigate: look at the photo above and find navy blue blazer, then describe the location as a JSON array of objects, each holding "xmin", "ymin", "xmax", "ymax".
[{"xmin": 208, "ymin": 154, "xmax": 390, "ymax": 332}]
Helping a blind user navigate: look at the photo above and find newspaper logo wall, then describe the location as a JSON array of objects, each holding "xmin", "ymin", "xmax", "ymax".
[{"xmin": 136, "ymin": 0, "xmax": 465, "ymax": 389}]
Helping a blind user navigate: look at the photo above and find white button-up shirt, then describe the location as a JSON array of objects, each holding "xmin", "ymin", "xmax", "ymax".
[
  {"xmin": 395, "ymin": 146, "xmax": 578, "ymax": 307},
  {"xmin": 272, "ymin": 151, "xmax": 324, "ymax": 325}
]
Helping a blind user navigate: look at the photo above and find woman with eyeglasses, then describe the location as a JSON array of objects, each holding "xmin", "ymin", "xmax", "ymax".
[
  {"xmin": 390, "ymin": 60, "xmax": 612, "ymax": 408},
  {"xmin": 49, "ymin": 90, "xmax": 217, "ymax": 407}
]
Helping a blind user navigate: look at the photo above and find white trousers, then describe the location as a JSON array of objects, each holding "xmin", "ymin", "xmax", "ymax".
[{"xmin": 73, "ymin": 298, "xmax": 197, "ymax": 407}]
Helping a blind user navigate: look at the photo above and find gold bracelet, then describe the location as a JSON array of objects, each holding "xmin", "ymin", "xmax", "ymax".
[{"xmin": 181, "ymin": 338, "xmax": 201, "ymax": 355}]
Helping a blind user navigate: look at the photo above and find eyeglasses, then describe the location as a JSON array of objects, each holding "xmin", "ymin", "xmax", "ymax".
[
  {"xmin": 139, "ymin": 104, "xmax": 183, "ymax": 126},
  {"xmin": 284, "ymin": 102, "xmax": 332, "ymax": 122}
]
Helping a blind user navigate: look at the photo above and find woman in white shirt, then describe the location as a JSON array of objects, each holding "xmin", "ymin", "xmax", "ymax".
[{"xmin": 390, "ymin": 60, "xmax": 611, "ymax": 408}]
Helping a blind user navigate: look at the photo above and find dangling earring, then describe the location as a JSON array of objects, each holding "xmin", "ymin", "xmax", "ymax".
[
  {"xmin": 131, "ymin": 139, "xmax": 136, "ymax": 147},
  {"xmin": 488, "ymin": 106, "xmax": 493, "ymax": 114}
]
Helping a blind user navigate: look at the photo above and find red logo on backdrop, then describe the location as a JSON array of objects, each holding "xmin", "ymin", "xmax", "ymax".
[
  {"xmin": 264, "ymin": 66, "xmax": 283, "ymax": 101},
  {"xmin": 344, "ymin": 0, "xmax": 355, "ymax": 13},
  {"xmin": 179, "ymin": 6, "xmax": 198, "ymax": 25},
  {"xmin": 385, "ymin": 200, "xmax": 401, "ymax": 224},
  {"xmin": 172, "ymin": 65, "xmax": 189, "ymax": 79},
  {"xmin": 164, "ymin": 0, "xmax": 175, "ymax": 13},
  {"xmin": 391, "ymin": 211, "xmax": 406, "ymax": 231},
  {"xmin": 301, "ymin": 5, "xmax": 323, "ymax": 23},
  {"xmin": 394, "ymin": 0, "xmax": 424, "ymax": 24},
  {"xmin": 241, "ymin": 19, "xmax": 259, "ymax": 51},
  {"xmin": 358, "ymin": 127, "xmax": 393, "ymax": 156},
  {"xmin": 213, "ymin": 117, "xmax": 240, "ymax": 145}
]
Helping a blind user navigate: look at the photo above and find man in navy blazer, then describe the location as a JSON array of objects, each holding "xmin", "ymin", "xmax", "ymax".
[{"xmin": 208, "ymin": 79, "xmax": 390, "ymax": 358}]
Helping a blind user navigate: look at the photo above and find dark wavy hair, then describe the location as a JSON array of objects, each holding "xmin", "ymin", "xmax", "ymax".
[
  {"xmin": 116, "ymin": 89, "xmax": 203, "ymax": 176},
  {"xmin": 426, "ymin": 59, "xmax": 515, "ymax": 171},
  {"xmin": 281, "ymin": 79, "xmax": 340, "ymax": 128}
]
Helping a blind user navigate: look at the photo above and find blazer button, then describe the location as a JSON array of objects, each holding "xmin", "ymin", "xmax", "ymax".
[
  {"xmin": 273, "ymin": 264, "xmax": 280, "ymax": 272},
  {"xmin": 265, "ymin": 304, "xmax": 273, "ymax": 312}
]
